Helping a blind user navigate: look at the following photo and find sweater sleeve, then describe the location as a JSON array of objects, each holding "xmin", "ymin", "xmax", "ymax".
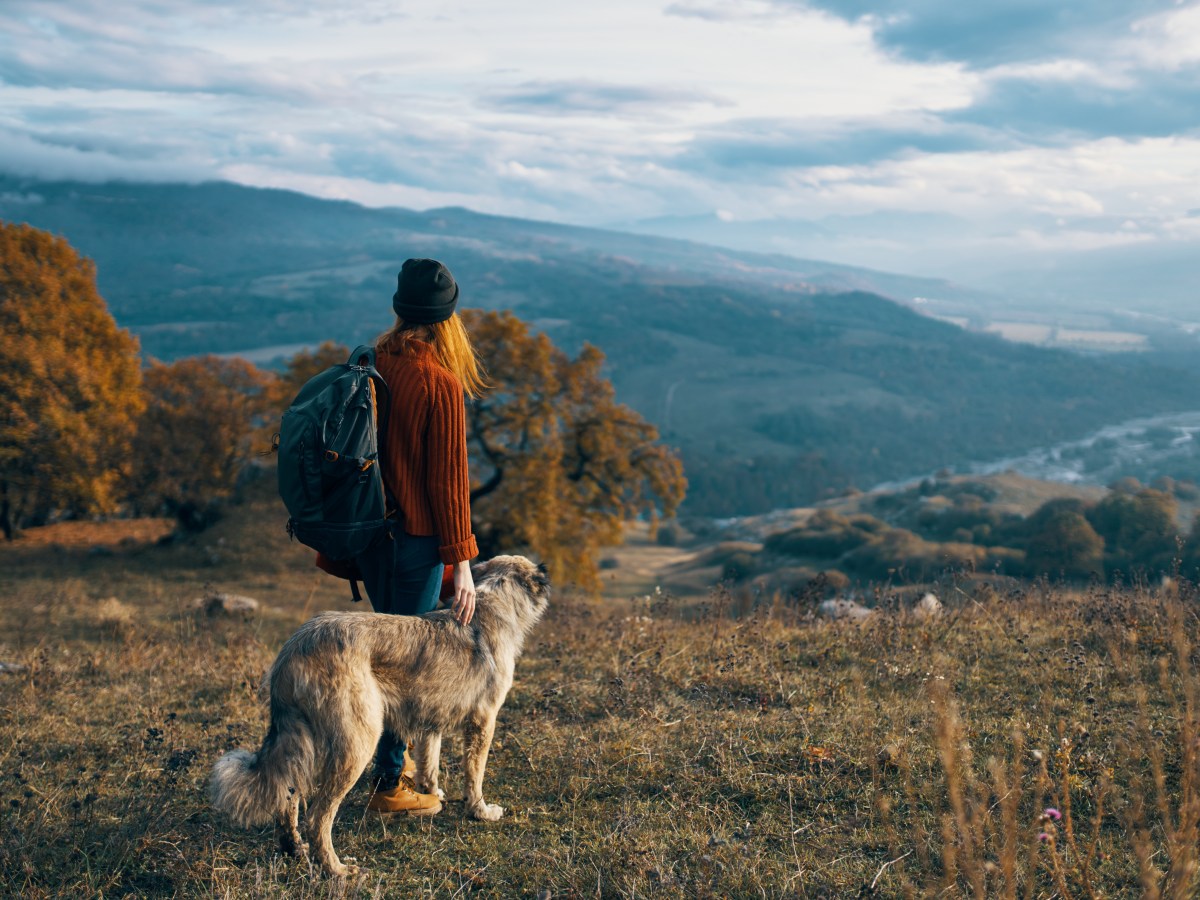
[{"xmin": 427, "ymin": 372, "xmax": 479, "ymax": 565}]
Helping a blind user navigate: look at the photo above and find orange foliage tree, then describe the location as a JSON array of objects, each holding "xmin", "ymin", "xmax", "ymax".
[
  {"xmin": 126, "ymin": 356, "xmax": 271, "ymax": 531},
  {"xmin": 462, "ymin": 310, "xmax": 686, "ymax": 590},
  {"xmin": 272, "ymin": 319, "xmax": 685, "ymax": 588},
  {"xmin": 254, "ymin": 341, "xmax": 349, "ymax": 449},
  {"xmin": 0, "ymin": 223, "xmax": 143, "ymax": 539},
  {"xmin": 271, "ymin": 341, "xmax": 350, "ymax": 407}
]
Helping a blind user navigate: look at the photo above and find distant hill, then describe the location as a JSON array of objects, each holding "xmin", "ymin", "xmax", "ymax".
[{"xmin": 3, "ymin": 177, "xmax": 1199, "ymax": 516}]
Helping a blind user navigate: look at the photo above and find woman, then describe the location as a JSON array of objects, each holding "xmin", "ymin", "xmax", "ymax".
[{"xmin": 356, "ymin": 257, "xmax": 487, "ymax": 815}]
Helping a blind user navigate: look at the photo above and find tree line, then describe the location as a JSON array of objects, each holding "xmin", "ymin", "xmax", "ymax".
[
  {"xmin": 0, "ymin": 222, "xmax": 685, "ymax": 589},
  {"xmin": 719, "ymin": 474, "xmax": 1200, "ymax": 592}
]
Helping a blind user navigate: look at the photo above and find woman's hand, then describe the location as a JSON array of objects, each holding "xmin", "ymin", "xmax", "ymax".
[{"xmin": 451, "ymin": 560, "xmax": 476, "ymax": 625}]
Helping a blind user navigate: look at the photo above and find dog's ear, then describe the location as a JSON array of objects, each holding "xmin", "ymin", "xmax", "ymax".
[{"xmin": 532, "ymin": 561, "xmax": 551, "ymax": 591}]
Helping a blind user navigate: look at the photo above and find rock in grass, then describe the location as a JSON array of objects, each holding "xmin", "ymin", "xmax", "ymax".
[
  {"xmin": 914, "ymin": 592, "xmax": 943, "ymax": 620},
  {"xmin": 819, "ymin": 598, "xmax": 873, "ymax": 621},
  {"xmin": 0, "ymin": 661, "xmax": 27, "ymax": 675},
  {"xmin": 195, "ymin": 592, "xmax": 259, "ymax": 617},
  {"xmin": 94, "ymin": 597, "xmax": 137, "ymax": 637}
]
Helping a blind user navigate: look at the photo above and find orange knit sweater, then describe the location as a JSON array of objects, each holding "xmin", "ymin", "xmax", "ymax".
[{"xmin": 375, "ymin": 340, "xmax": 478, "ymax": 565}]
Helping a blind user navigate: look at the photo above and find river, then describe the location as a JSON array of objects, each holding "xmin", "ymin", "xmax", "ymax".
[{"xmin": 871, "ymin": 410, "xmax": 1200, "ymax": 492}]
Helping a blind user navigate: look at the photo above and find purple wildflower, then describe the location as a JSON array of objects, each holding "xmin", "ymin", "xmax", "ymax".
[
  {"xmin": 1044, "ymin": 807, "xmax": 1062, "ymax": 821},
  {"xmin": 1038, "ymin": 832, "xmax": 1051, "ymax": 843}
]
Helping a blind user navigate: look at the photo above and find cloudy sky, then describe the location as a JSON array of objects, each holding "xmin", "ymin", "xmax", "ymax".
[{"xmin": 2, "ymin": 0, "xmax": 1199, "ymax": 285}]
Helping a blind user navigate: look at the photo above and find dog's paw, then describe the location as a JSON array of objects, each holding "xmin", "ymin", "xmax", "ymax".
[
  {"xmin": 327, "ymin": 862, "xmax": 359, "ymax": 879},
  {"xmin": 470, "ymin": 802, "xmax": 505, "ymax": 821},
  {"xmin": 279, "ymin": 837, "xmax": 309, "ymax": 859},
  {"xmin": 415, "ymin": 781, "xmax": 446, "ymax": 801}
]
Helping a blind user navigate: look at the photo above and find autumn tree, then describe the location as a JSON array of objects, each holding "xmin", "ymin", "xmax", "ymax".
[
  {"xmin": 1180, "ymin": 513, "xmax": 1200, "ymax": 578},
  {"xmin": 462, "ymin": 310, "xmax": 686, "ymax": 590},
  {"xmin": 270, "ymin": 340, "xmax": 350, "ymax": 410},
  {"xmin": 126, "ymin": 356, "xmax": 271, "ymax": 531},
  {"xmin": 1086, "ymin": 488, "xmax": 1179, "ymax": 575},
  {"xmin": 250, "ymin": 340, "xmax": 351, "ymax": 449},
  {"xmin": 0, "ymin": 222, "xmax": 143, "ymax": 539},
  {"xmin": 1025, "ymin": 509, "xmax": 1105, "ymax": 580}
]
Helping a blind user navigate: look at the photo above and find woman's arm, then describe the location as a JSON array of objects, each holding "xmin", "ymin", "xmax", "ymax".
[
  {"xmin": 451, "ymin": 560, "xmax": 476, "ymax": 625},
  {"xmin": 427, "ymin": 373, "xmax": 479, "ymax": 560},
  {"xmin": 428, "ymin": 372, "xmax": 479, "ymax": 625}
]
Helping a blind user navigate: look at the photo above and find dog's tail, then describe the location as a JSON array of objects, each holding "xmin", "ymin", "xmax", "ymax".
[{"xmin": 209, "ymin": 703, "xmax": 316, "ymax": 827}]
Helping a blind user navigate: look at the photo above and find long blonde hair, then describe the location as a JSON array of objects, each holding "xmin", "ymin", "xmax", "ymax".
[{"xmin": 376, "ymin": 313, "xmax": 488, "ymax": 398}]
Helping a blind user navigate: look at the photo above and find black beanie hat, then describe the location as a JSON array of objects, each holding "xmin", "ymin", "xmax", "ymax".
[{"xmin": 392, "ymin": 258, "xmax": 459, "ymax": 324}]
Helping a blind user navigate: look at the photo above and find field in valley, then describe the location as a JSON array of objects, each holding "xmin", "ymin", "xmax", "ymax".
[{"xmin": 3, "ymin": 490, "xmax": 1200, "ymax": 897}]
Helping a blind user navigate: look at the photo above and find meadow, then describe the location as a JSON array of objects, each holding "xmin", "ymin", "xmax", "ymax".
[{"xmin": 3, "ymin": 487, "xmax": 1200, "ymax": 897}]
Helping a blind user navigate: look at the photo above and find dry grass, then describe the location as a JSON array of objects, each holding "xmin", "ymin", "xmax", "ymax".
[
  {"xmin": 6, "ymin": 517, "xmax": 176, "ymax": 550},
  {"xmin": 3, "ymin": 493, "xmax": 1200, "ymax": 897}
]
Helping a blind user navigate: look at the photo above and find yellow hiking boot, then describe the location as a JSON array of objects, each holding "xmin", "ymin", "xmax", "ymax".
[
  {"xmin": 402, "ymin": 749, "xmax": 416, "ymax": 780},
  {"xmin": 367, "ymin": 776, "xmax": 442, "ymax": 815}
]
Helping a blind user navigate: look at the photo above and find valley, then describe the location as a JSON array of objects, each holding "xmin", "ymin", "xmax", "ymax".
[{"xmin": 3, "ymin": 177, "xmax": 1199, "ymax": 517}]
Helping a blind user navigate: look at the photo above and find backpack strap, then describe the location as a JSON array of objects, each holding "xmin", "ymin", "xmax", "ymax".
[
  {"xmin": 351, "ymin": 344, "xmax": 399, "ymax": 519},
  {"xmin": 350, "ymin": 579, "xmax": 364, "ymax": 603},
  {"xmin": 349, "ymin": 343, "xmax": 392, "ymax": 431},
  {"xmin": 348, "ymin": 344, "xmax": 376, "ymax": 368}
]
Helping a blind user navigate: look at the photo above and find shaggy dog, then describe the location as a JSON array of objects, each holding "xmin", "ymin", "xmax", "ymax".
[{"xmin": 209, "ymin": 555, "xmax": 550, "ymax": 876}]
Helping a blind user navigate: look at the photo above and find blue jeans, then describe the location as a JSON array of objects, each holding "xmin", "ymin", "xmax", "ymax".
[{"xmin": 355, "ymin": 527, "xmax": 444, "ymax": 783}]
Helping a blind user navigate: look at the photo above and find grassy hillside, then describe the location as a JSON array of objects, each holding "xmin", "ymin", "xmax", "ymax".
[
  {"xmin": 4, "ymin": 485, "xmax": 1200, "ymax": 896},
  {"xmin": 3, "ymin": 178, "xmax": 1199, "ymax": 516}
]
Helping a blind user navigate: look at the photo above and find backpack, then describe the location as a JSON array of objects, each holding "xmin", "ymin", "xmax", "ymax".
[{"xmin": 275, "ymin": 345, "xmax": 393, "ymax": 586}]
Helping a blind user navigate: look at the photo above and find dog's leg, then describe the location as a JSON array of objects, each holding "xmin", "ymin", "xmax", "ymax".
[
  {"xmin": 462, "ymin": 713, "xmax": 504, "ymax": 821},
  {"xmin": 411, "ymin": 733, "xmax": 445, "ymax": 800},
  {"xmin": 275, "ymin": 791, "xmax": 307, "ymax": 860},
  {"xmin": 305, "ymin": 742, "xmax": 373, "ymax": 878}
]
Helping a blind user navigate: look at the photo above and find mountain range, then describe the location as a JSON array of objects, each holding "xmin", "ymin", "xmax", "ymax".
[{"xmin": 3, "ymin": 176, "xmax": 1198, "ymax": 516}]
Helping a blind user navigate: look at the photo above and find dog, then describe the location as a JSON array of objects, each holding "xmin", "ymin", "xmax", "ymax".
[{"xmin": 209, "ymin": 554, "xmax": 550, "ymax": 877}]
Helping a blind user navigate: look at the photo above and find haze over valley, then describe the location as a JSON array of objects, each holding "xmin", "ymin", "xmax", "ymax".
[{"xmin": 4, "ymin": 177, "xmax": 1199, "ymax": 517}]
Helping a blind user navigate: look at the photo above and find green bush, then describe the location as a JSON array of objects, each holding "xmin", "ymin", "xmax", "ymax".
[
  {"xmin": 722, "ymin": 551, "xmax": 757, "ymax": 583},
  {"xmin": 762, "ymin": 510, "xmax": 882, "ymax": 560},
  {"xmin": 655, "ymin": 521, "xmax": 682, "ymax": 547},
  {"xmin": 1025, "ymin": 509, "xmax": 1104, "ymax": 580},
  {"xmin": 754, "ymin": 566, "xmax": 850, "ymax": 598},
  {"xmin": 1086, "ymin": 489, "xmax": 1178, "ymax": 575},
  {"xmin": 983, "ymin": 546, "xmax": 1026, "ymax": 576},
  {"xmin": 842, "ymin": 529, "xmax": 988, "ymax": 581}
]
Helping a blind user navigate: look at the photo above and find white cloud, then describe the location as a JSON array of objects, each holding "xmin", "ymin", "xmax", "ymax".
[
  {"xmin": 0, "ymin": 126, "xmax": 214, "ymax": 182},
  {"xmin": 0, "ymin": 0, "xmax": 1198, "ymax": 287},
  {"xmin": 1131, "ymin": 3, "xmax": 1200, "ymax": 69},
  {"xmin": 217, "ymin": 163, "xmax": 563, "ymax": 220}
]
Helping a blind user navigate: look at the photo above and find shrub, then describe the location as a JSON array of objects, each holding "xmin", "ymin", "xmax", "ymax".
[
  {"xmin": 721, "ymin": 551, "xmax": 757, "ymax": 583},
  {"xmin": 1025, "ymin": 509, "xmax": 1104, "ymax": 580},
  {"xmin": 842, "ymin": 529, "xmax": 987, "ymax": 580},
  {"xmin": 1086, "ymin": 488, "xmax": 1178, "ymax": 575},
  {"xmin": 655, "ymin": 521, "xmax": 682, "ymax": 547},
  {"xmin": 126, "ymin": 357, "xmax": 271, "ymax": 531},
  {"xmin": 983, "ymin": 546, "xmax": 1026, "ymax": 575},
  {"xmin": 762, "ymin": 510, "xmax": 881, "ymax": 560}
]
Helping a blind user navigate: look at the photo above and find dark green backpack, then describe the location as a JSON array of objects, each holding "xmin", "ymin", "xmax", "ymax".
[{"xmin": 276, "ymin": 345, "xmax": 392, "ymax": 568}]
